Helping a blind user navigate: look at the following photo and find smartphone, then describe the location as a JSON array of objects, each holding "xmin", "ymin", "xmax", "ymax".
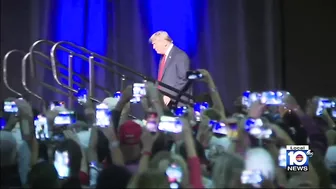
[
  {"xmin": 315, "ymin": 98, "xmax": 335, "ymax": 116},
  {"xmin": 54, "ymin": 111, "xmax": 76, "ymax": 125},
  {"xmin": 174, "ymin": 106, "xmax": 188, "ymax": 117},
  {"xmin": 3, "ymin": 100, "xmax": 18, "ymax": 113},
  {"xmin": 194, "ymin": 102, "xmax": 209, "ymax": 121},
  {"xmin": 130, "ymin": 83, "xmax": 146, "ymax": 103},
  {"xmin": 248, "ymin": 92, "xmax": 261, "ymax": 107},
  {"xmin": 34, "ymin": 115, "xmax": 49, "ymax": 140},
  {"xmin": 209, "ymin": 120, "xmax": 227, "ymax": 135},
  {"xmin": 245, "ymin": 118, "xmax": 273, "ymax": 139},
  {"xmin": 278, "ymin": 147, "xmax": 287, "ymax": 168},
  {"xmin": 76, "ymin": 88, "xmax": 87, "ymax": 104},
  {"xmin": 146, "ymin": 112, "xmax": 158, "ymax": 132},
  {"xmin": 95, "ymin": 103, "xmax": 110, "ymax": 127},
  {"xmin": 54, "ymin": 151, "xmax": 70, "ymax": 179},
  {"xmin": 158, "ymin": 116, "xmax": 182, "ymax": 133},
  {"xmin": 250, "ymin": 126, "xmax": 273, "ymax": 139},
  {"xmin": 186, "ymin": 70, "xmax": 203, "ymax": 80},
  {"xmin": 260, "ymin": 91, "xmax": 283, "ymax": 105},
  {"xmin": 245, "ymin": 118, "xmax": 263, "ymax": 131},
  {"xmin": 89, "ymin": 161, "xmax": 102, "ymax": 186},
  {"xmin": 240, "ymin": 170, "xmax": 263, "ymax": 186},
  {"xmin": 49, "ymin": 101, "xmax": 65, "ymax": 110},
  {"xmin": 113, "ymin": 91, "xmax": 121, "ymax": 99},
  {"xmin": 241, "ymin": 91, "xmax": 251, "ymax": 107},
  {"xmin": 166, "ymin": 163, "xmax": 183, "ymax": 188},
  {"xmin": 0, "ymin": 117, "xmax": 6, "ymax": 130}
]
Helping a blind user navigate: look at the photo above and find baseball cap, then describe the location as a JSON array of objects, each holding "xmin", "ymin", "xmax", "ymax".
[{"xmin": 118, "ymin": 120, "xmax": 142, "ymax": 145}]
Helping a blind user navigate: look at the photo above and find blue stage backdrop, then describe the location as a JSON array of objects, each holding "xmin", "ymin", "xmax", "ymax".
[
  {"xmin": 39, "ymin": 0, "xmax": 283, "ymax": 111},
  {"xmin": 53, "ymin": 0, "xmax": 200, "ymax": 89}
]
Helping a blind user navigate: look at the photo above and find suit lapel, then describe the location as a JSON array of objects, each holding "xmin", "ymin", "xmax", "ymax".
[{"xmin": 161, "ymin": 46, "xmax": 175, "ymax": 80}]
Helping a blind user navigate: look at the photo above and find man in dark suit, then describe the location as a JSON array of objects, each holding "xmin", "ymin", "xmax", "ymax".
[{"xmin": 149, "ymin": 31, "xmax": 190, "ymax": 105}]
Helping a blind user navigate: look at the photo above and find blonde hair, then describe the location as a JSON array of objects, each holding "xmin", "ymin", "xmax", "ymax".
[
  {"xmin": 149, "ymin": 31, "xmax": 173, "ymax": 43},
  {"xmin": 149, "ymin": 151, "xmax": 189, "ymax": 187},
  {"xmin": 127, "ymin": 169, "xmax": 170, "ymax": 188},
  {"xmin": 245, "ymin": 147, "xmax": 275, "ymax": 180}
]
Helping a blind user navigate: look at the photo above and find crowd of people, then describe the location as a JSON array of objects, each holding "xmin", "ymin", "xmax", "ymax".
[{"xmin": 0, "ymin": 69, "xmax": 335, "ymax": 188}]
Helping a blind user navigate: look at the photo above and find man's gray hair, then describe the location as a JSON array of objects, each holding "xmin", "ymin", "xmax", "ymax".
[
  {"xmin": 149, "ymin": 31, "xmax": 173, "ymax": 43},
  {"xmin": 0, "ymin": 131, "xmax": 17, "ymax": 166}
]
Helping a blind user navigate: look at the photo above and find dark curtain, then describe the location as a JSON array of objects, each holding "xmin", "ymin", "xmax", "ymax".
[
  {"xmin": 1, "ymin": 0, "xmax": 32, "ymax": 100},
  {"xmin": 283, "ymin": 0, "xmax": 336, "ymax": 105},
  {"xmin": 194, "ymin": 0, "xmax": 282, "ymax": 110},
  {"xmin": 1, "ymin": 0, "xmax": 336, "ymax": 112}
]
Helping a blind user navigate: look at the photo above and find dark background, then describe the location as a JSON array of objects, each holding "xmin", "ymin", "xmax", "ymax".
[{"xmin": 1, "ymin": 0, "xmax": 335, "ymax": 112}]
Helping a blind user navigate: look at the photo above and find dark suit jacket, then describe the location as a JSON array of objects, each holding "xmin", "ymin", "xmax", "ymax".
[{"xmin": 160, "ymin": 45, "xmax": 191, "ymax": 105}]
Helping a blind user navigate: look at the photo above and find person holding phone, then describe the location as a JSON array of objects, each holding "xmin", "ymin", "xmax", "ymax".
[
  {"xmin": 1, "ymin": 98, "xmax": 35, "ymax": 187},
  {"xmin": 149, "ymin": 31, "xmax": 191, "ymax": 106}
]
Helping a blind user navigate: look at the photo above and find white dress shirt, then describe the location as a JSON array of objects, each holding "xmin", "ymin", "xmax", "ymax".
[{"xmin": 165, "ymin": 43, "xmax": 174, "ymax": 56}]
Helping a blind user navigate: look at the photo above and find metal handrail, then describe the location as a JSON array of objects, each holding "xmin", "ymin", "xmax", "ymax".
[
  {"xmin": 50, "ymin": 41, "xmax": 193, "ymax": 105},
  {"xmin": 30, "ymin": 44, "xmax": 137, "ymax": 119},
  {"xmin": 2, "ymin": 50, "xmax": 80, "ymax": 106},
  {"xmin": 29, "ymin": 51, "xmax": 83, "ymax": 96},
  {"xmin": 29, "ymin": 40, "xmax": 131, "ymax": 88},
  {"xmin": 21, "ymin": 52, "xmax": 45, "ymax": 107},
  {"xmin": 22, "ymin": 52, "xmax": 100, "ymax": 104},
  {"xmin": 3, "ymin": 50, "xmax": 26, "ymax": 96},
  {"xmin": 31, "ymin": 51, "xmax": 112, "ymax": 96},
  {"xmin": 29, "ymin": 40, "xmax": 76, "ymax": 78},
  {"xmin": 36, "ymin": 58, "xmax": 85, "ymax": 90}
]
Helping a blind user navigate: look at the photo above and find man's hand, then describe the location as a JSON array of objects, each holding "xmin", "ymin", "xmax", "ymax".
[
  {"xmin": 304, "ymin": 97, "xmax": 319, "ymax": 117},
  {"xmin": 197, "ymin": 69, "xmax": 211, "ymax": 82},
  {"xmin": 248, "ymin": 101, "xmax": 266, "ymax": 118},
  {"xmin": 281, "ymin": 94, "xmax": 304, "ymax": 117},
  {"xmin": 163, "ymin": 95, "xmax": 171, "ymax": 105}
]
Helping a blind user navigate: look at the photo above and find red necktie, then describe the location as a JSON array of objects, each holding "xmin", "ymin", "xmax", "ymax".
[{"xmin": 158, "ymin": 55, "xmax": 167, "ymax": 81}]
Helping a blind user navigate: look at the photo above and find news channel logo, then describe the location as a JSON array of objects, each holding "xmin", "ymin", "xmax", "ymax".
[{"xmin": 286, "ymin": 145, "xmax": 313, "ymax": 172}]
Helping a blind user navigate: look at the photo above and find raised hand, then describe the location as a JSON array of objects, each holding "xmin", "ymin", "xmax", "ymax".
[
  {"xmin": 197, "ymin": 69, "xmax": 211, "ymax": 82},
  {"xmin": 141, "ymin": 128, "xmax": 159, "ymax": 152},
  {"xmin": 281, "ymin": 95, "xmax": 304, "ymax": 117},
  {"xmin": 14, "ymin": 98, "xmax": 33, "ymax": 119}
]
